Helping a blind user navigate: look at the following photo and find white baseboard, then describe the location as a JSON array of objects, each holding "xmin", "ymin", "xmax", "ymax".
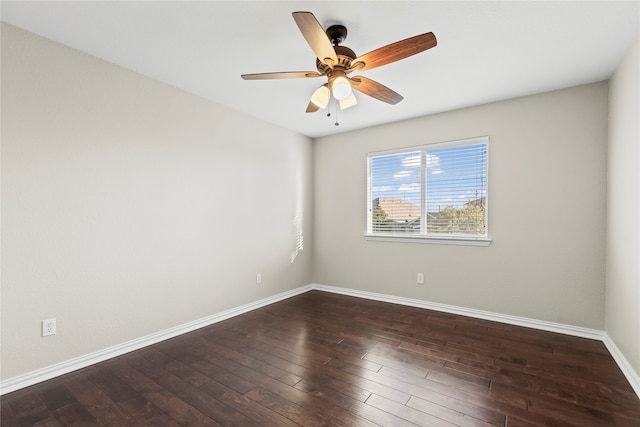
[
  {"xmin": 0, "ymin": 285, "xmax": 313, "ymax": 395},
  {"xmin": 3, "ymin": 283, "xmax": 638, "ymax": 400},
  {"xmin": 311, "ymin": 284, "xmax": 604, "ymax": 339},
  {"xmin": 603, "ymin": 333, "xmax": 640, "ymax": 398}
]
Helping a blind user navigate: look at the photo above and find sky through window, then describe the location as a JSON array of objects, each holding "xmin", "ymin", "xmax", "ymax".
[{"xmin": 371, "ymin": 143, "xmax": 487, "ymax": 213}]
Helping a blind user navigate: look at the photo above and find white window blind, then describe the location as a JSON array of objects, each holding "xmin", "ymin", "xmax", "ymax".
[{"xmin": 367, "ymin": 136, "xmax": 489, "ymax": 243}]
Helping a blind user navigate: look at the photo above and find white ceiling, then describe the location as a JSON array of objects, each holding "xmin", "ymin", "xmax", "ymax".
[{"xmin": 2, "ymin": 1, "xmax": 639, "ymax": 138}]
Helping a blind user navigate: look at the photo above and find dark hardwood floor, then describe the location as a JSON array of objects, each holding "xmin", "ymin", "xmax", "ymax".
[{"xmin": 2, "ymin": 290, "xmax": 639, "ymax": 426}]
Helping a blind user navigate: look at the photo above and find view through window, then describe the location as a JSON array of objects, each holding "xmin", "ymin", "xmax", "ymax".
[{"xmin": 367, "ymin": 136, "xmax": 488, "ymax": 240}]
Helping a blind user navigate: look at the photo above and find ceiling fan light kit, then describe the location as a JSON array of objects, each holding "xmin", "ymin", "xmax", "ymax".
[
  {"xmin": 331, "ymin": 75, "xmax": 352, "ymax": 100},
  {"xmin": 339, "ymin": 92, "xmax": 358, "ymax": 110},
  {"xmin": 310, "ymin": 84, "xmax": 330, "ymax": 109},
  {"xmin": 241, "ymin": 11, "xmax": 437, "ymax": 116}
]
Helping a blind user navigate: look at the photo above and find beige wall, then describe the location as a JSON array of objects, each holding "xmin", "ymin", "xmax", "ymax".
[
  {"xmin": 1, "ymin": 23, "xmax": 313, "ymax": 379},
  {"xmin": 606, "ymin": 37, "xmax": 640, "ymax": 378},
  {"xmin": 313, "ymin": 82, "xmax": 608, "ymax": 329}
]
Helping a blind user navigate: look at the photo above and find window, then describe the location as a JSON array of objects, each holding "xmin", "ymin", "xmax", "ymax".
[{"xmin": 366, "ymin": 136, "xmax": 490, "ymax": 245}]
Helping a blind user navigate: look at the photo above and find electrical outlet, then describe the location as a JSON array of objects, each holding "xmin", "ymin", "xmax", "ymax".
[
  {"xmin": 256, "ymin": 273, "xmax": 262, "ymax": 284},
  {"xmin": 416, "ymin": 273, "xmax": 424, "ymax": 285},
  {"xmin": 42, "ymin": 318, "xmax": 56, "ymax": 337}
]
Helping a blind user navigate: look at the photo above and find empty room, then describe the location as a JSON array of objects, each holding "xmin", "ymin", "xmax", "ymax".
[{"xmin": 1, "ymin": 1, "xmax": 639, "ymax": 426}]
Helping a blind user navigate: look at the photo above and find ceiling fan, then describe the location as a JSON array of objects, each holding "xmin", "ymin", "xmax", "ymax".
[{"xmin": 241, "ymin": 11, "xmax": 437, "ymax": 113}]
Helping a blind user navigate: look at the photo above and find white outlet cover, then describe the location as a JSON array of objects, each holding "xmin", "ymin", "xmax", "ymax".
[{"xmin": 42, "ymin": 318, "xmax": 56, "ymax": 336}]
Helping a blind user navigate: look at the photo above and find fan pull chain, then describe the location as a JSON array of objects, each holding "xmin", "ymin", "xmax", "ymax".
[{"xmin": 325, "ymin": 100, "xmax": 340, "ymax": 126}]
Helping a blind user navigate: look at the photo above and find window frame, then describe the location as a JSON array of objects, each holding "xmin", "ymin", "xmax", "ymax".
[{"xmin": 365, "ymin": 136, "xmax": 491, "ymax": 246}]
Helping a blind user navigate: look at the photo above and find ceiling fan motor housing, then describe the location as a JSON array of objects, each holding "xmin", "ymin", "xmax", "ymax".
[{"xmin": 316, "ymin": 45, "xmax": 356, "ymax": 74}]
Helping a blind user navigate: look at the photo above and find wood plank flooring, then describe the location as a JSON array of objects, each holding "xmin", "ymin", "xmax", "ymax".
[{"xmin": 2, "ymin": 290, "xmax": 639, "ymax": 426}]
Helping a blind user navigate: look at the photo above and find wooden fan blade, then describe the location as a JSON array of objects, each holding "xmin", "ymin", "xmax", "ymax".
[
  {"xmin": 350, "ymin": 32, "xmax": 437, "ymax": 72},
  {"xmin": 292, "ymin": 11, "xmax": 338, "ymax": 67},
  {"xmin": 350, "ymin": 76, "xmax": 403, "ymax": 105},
  {"xmin": 306, "ymin": 101, "xmax": 320, "ymax": 113},
  {"xmin": 241, "ymin": 71, "xmax": 322, "ymax": 80}
]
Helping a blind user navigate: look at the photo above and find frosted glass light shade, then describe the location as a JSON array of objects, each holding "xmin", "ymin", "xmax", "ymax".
[
  {"xmin": 331, "ymin": 76, "xmax": 352, "ymax": 100},
  {"xmin": 339, "ymin": 92, "xmax": 358, "ymax": 110},
  {"xmin": 310, "ymin": 85, "xmax": 330, "ymax": 109}
]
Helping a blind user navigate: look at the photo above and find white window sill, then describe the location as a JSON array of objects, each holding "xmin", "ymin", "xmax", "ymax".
[{"xmin": 364, "ymin": 234, "xmax": 492, "ymax": 246}]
